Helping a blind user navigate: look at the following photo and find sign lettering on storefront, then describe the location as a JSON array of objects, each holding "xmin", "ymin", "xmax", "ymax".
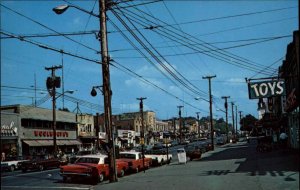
[
  {"xmin": 33, "ymin": 130, "xmax": 68, "ymax": 137},
  {"xmin": 1, "ymin": 121, "xmax": 18, "ymax": 136},
  {"xmin": 248, "ymin": 80, "xmax": 285, "ymax": 99}
]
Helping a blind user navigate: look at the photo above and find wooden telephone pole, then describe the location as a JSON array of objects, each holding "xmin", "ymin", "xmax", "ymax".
[{"xmin": 203, "ymin": 75, "xmax": 216, "ymax": 150}]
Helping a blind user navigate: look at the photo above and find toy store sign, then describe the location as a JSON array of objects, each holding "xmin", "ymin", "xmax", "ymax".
[{"xmin": 248, "ymin": 80, "xmax": 285, "ymax": 99}]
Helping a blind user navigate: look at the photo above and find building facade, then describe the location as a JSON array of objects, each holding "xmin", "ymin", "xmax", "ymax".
[
  {"xmin": 77, "ymin": 113, "xmax": 97, "ymax": 151},
  {"xmin": 279, "ymin": 30, "xmax": 299, "ymax": 149},
  {"xmin": 1, "ymin": 105, "xmax": 81, "ymax": 158}
]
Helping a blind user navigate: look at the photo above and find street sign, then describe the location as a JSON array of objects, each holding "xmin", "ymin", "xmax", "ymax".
[{"xmin": 248, "ymin": 80, "xmax": 285, "ymax": 99}]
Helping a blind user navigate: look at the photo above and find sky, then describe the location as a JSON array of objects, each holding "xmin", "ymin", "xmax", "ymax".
[{"xmin": 1, "ymin": 0, "xmax": 298, "ymax": 125}]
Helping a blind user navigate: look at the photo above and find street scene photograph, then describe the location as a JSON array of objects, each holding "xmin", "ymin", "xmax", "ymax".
[{"xmin": 1, "ymin": 0, "xmax": 299, "ymax": 190}]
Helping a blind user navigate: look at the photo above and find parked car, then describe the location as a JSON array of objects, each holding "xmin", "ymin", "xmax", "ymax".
[
  {"xmin": 170, "ymin": 140, "xmax": 179, "ymax": 147},
  {"xmin": 153, "ymin": 143, "xmax": 164, "ymax": 150},
  {"xmin": 1, "ymin": 163, "xmax": 10, "ymax": 172},
  {"xmin": 68, "ymin": 150, "xmax": 99, "ymax": 164},
  {"xmin": 1, "ymin": 157, "xmax": 29, "ymax": 172},
  {"xmin": 60, "ymin": 154, "xmax": 128, "ymax": 184},
  {"xmin": 145, "ymin": 149, "xmax": 172, "ymax": 166},
  {"xmin": 185, "ymin": 145, "xmax": 202, "ymax": 161},
  {"xmin": 20, "ymin": 157, "xmax": 61, "ymax": 172},
  {"xmin": 118, "ymin": 151, "xmax": 152, "ymax": 173},
  {"xmin": 216, "ymin": 136, "xmax": 225, "ymax": 145}
]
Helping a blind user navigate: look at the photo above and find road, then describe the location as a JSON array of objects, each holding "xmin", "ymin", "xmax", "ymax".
[{"xmin": 1, "ymin": 139, "xmax": 299, "ymax": 190}]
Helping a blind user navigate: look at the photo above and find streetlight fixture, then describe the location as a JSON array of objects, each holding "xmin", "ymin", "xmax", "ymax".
[
  {"xmin": 53, "ymin": 1, "xmax": 118, "ymax": 182},
  {"xmin": 195, "ymin": 97, "xmax": 209, "ymax": 102},
  {"xmin": 53, "ymin": 4, "xmax": 99, "ymax": 17}
]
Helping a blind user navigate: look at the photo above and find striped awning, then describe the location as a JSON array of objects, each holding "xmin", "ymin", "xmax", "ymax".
[{"xmin": 23, "ymin": 140, "xmax": 82, "ymax": 147}]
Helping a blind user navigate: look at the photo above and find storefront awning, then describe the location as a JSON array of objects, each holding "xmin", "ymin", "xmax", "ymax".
[{"xmin": 23, "ymin": 140, "xmax": 82, "ymax": 147}]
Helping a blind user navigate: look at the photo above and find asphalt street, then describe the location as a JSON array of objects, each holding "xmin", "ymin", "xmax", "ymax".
[{"xmin": 1, "ymin": 139, "xmax": 299, "ymax": 190}]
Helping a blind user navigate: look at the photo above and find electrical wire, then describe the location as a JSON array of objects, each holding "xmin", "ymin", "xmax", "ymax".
[
  {"xmin": 116, "ymin": 6, "xmax": 277, "ymax": 75},
  {"xmin": 113, "ymin": 7, "xmax": 209, "ymax": 96}
]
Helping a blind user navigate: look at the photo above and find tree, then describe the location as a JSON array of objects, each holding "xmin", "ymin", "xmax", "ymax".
[{"xmin": 240, "ymin": 114, "xmax": 258, "ymax": 131}]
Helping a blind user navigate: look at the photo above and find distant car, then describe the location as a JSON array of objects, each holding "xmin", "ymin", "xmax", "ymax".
[
  {"xmin": 153, "ymin": 143, "xmax": 164, "ymax": 150},
  {"xmin": 216, "ymin": 136, "xmax": 225, "ymax": 145},
  {"xmin": 185, "ymin": 145, "xmax": 202, "ymax": 161},
  {"xmin": 170, "ymin": 140, "xmax": 179, "ymax": 147},
  {"xmin": 20, "ymin": 157, "xmax": 61, "ymax": 172}
]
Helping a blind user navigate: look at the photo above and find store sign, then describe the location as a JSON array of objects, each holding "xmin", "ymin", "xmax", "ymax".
[
  {"xmin": 1, "ymin": 121, "xmax": 18, "ymax": 136},
  {"xmin": 248, "ymin": 80, "xmax": 285, "ymax": 99},
  {"xmin": 34, "ymin": 130, "xmax": 68, "ymax": 137},
  {"xmin": 285, "ymin": 88, "xmax": 298, "ymax": 112}
]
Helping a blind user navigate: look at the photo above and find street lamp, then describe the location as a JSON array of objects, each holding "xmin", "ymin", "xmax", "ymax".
[
  {"xmin": 195, "ymin": 97, "xmax": 209, "ymax": 103},
  {"xmin": 53, "ymin": 4, "xmax": 99, "ymax": 17},
  {"xmin": 53, "ymin": 1, "xmax": 118, "ymax": 182}
]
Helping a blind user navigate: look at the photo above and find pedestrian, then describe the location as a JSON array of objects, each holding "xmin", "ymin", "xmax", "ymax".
[{"xmin": 1, "ymin": 152, "xmax": 5, "ymax": 161}]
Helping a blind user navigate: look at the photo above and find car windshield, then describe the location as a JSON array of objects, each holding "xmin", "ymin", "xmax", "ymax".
[
  {"xmin": 119, "ymin": 154, "xmax": 136, "ymax": 159},
  {"xmin": 75, "ymin": 157, "xmax": 99, "ymax": 164}
]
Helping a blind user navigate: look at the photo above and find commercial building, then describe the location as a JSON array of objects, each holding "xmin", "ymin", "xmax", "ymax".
[
  {"xmin": 1, "ymin": 105, "xmax": 81, "ymax": 158},
  {"xmin": 279, "ymin": 30, "xmax": 299, "ymax": 149}
]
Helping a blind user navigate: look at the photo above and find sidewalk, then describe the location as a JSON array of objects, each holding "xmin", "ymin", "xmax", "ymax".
[{"xmin": 95, "ymin": 141, "xmax": 299, "ymax": 190}]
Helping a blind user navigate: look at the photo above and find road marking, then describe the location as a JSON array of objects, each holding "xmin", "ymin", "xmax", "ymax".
[{"xmin": 1, "ymin": 186, "xmax": 91, "ymax": 190}]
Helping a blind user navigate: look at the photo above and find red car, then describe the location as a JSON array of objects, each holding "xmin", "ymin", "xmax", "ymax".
[
  {"xmin": 118, "ymin": 151, "xmax": 152, "ymax": 173},
  {"xmin": 60, "ymin": 154, "xmax": 128, "ymax": 184}
]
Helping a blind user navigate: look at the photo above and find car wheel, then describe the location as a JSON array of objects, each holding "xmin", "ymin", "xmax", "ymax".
[
  {"xmin": 160, "ymin": 159, "xmax": 164, "ymax": 166},
  {"xmin": 10, "ymin": 165, "xmax": 15, "ymax": 172},
  {"xmin": 38, "ymin": 165, "xmax": 44, "ymax": 171},
  {"xmin": 119, "ymin": 169, "xmax": 125, "ymax": 177},
  {"xmin": 98, "ymin": 173, "xmax": 104, "ymax": 183}
]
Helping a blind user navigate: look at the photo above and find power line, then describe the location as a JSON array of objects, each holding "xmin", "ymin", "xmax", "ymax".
[
  {"xmin": 1, "ymin": 4, "xmax": 100, "ymax": 54},
  {"xmin": 117, "ymin": 6, "xmax": 277, "ymax": 75},
  {"xmin": 112, "ymin": 8, "xmax": 208, "ymax": 98}
]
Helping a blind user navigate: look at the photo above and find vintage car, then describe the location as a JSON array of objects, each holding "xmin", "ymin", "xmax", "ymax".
[
  {"xmin": 60, "ymin": 154, "xmax": 128, "ymax": 184},
  {"xmin": 145, "ymin": 149, "xmax": 172, "ymax": 166},
  {"xmin": 20, "ymin": 157, "xmax": 61, "ymax": 172},
  {"xmin": 118, "ymin": 151, "xmax": 152, "ymax": 173},
  {"xmin": 185, "ymin": 145, "xmax": 202, "ymax": 161},
  {"xmin": 68, "ymin": 150, "xmax": 98, "ymax": 164},
  {"xmin": 1, "ymin": 157, "xmax": 29, "ymax": 172}
]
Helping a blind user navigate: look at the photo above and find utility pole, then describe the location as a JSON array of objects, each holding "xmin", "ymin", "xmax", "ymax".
[
  {"xmin": 99, "ymin": 0, "xmax": 117, "ymax": 182},
  {"xmin": 239, "ymin": 111, "xmax": 242, "ymax": 136},
  {"xmin": 177, "ymin": 106, "xmax": 184, "ymax": 143},
  {"xmin": 221, "ymin": 96, "xmax": 230, "ymax": 143},
  {"xmin": 137, "ymin": 97, "xmax": 147, "ymax": 173},
  {"xmin": 235, "ymin": 105, "xmax": 238, "ymax": 139},
  {"xmin": 203, "ymin": 75, "xmax": 216, "ymax": 150},
  {"xmin": 231, "ymin": 102, "xmax": 235, "ymax": 140},
  {"xmin": 45, "ymin": 65, "xmax": 62, "ymax": 157},
  {"xmin": 196, "ymin": 112, "xmax": 201, "ymax": 138},
  {"xmin": 34, "ymin": 73, "xmax": 37, "ymax": 107}
]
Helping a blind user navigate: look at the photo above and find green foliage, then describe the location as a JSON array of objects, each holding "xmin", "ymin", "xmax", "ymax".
[{"xmin": 240, "ymin": 114, "xmax": 258, "ymax": 131}]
